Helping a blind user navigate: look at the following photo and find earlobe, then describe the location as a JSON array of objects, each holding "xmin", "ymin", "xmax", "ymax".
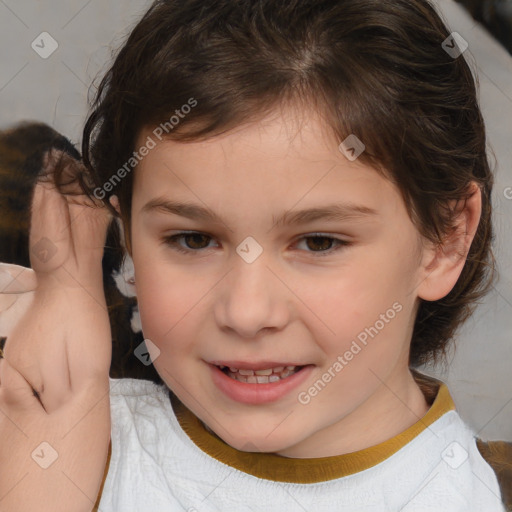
[
  {"xmin": 109, "ymin": 194, "xmax": 121, "ymax": 215},
  {"xmin": 417, "ymin": 181, "xmax": 482, "ymax": 302}
]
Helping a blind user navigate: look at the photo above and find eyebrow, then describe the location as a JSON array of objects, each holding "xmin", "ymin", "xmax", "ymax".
[{"xmin": 141, "ymin": 197, "xmax": 378, "ymax": 227}]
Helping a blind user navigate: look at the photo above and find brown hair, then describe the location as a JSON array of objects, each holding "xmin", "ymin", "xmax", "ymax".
[{"xmin": 80, "ymin": 0, "xmax": 495, "ymax": 369}]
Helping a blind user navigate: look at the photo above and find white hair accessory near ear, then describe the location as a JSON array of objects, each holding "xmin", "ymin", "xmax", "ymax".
[
  {"xmin": 112, "ymin": 250, "xmax": 136, "ymax": 298},
  {"xmin": 111, "ymin": 216, "xmax": 142, "ymax": 333}
]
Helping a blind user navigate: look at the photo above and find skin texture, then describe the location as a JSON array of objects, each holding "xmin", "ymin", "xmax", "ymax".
[
  {"xmin": 118, "ymin": 106, "xmax": 481, "ymax": 458},
  {"xmin": 0, "ymin": 151, "xmax": 112, "ymax": 512}
]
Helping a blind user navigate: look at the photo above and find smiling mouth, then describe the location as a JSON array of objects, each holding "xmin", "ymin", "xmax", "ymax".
[{"xmin": 217, "ymin": 365, "xmax": 305, "ymax": 384}]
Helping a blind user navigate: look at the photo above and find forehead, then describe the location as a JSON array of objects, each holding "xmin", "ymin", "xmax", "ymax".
[
  {"xmin": 131, "ymin": 109, "xmax": 401, "ymax": 222},
  {"xmin": 137, "ymin": 107, "xmax": 339, "ymax": 165}
]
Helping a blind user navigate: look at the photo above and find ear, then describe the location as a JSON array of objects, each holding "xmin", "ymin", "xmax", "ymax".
[
  {"xmin": 109, "ymin": 194, "xmax": 121, "ymax": 215},
  {"xmin": 416, "ymin": 181, "xmax": 482, "ymax": 301}
]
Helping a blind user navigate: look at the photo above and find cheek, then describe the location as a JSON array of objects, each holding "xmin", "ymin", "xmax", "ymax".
[
  {"xmin": 137, "ymin": 280, "xmax": 181, "ymax": 336},
  {"xmin": 131, "ymin": 249, "xmax": 178, "ymax": 337},
  {"xmin": 132, "ymin": 252, "xmax": 211, "ymax": 358},
  {"xmin": 310, "ymin": 256, "xmax": 410, "ymax": 331},
  {"xmin": 307, "ymin": 248, "xmax": 417, "ymax": 369},
  {"xmin": 135, "ymin": 279, "xmax": 198, "ymax": 382}
]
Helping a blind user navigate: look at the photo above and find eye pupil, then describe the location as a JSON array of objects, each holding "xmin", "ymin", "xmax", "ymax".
[
  {"xmin": 185, "ymin": 233, "xmax": 210, "ymax": 249},
  {"xmin": 306, "ymin": 236, "xmax": 332, "ymax": 251}
]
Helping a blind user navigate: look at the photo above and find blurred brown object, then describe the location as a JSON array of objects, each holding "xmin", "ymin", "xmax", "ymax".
[
  {"xmin": 476, "ymin": 439, "xmax": 512, "ymax": 509},
  {"xmin": 455, "ymin": 0, "xmax": 512, "ymax": 54}
]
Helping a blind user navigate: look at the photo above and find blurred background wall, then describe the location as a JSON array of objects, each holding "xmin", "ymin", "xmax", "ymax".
[{"xmin": 0, "ymin": 0, "xmax": 511, "ymax": 441}]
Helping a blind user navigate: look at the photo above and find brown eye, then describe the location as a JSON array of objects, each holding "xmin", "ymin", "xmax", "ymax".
[
  {"xmin": 295, "ymin": 234, "xmax": 351, "ymax": 257},
  {"xmin": 181, "ymin": 233, "xmax": 211, "ymax": 249},
  {"xmin": 162, "ymin": 232, "xmax": 350, "ymax": 257},
  {"xmin": 162, "ymin": 232, "xmax": 215, "ymax": 254},
  {"xmin": 304, "ymin": 236, "xmax": 335, "ymax": 252}
]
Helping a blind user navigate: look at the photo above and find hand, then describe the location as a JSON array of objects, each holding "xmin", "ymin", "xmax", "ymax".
[{"xmin": 0, "ymin": 149, "xmax": 113, "ymax": 512}]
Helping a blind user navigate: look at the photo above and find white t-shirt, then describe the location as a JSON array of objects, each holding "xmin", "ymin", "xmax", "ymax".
[{"xmin": 95, "ymin": 375, "xmax": 506, "ymax": 512}]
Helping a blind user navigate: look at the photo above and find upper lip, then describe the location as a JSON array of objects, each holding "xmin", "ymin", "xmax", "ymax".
[{"xmin": 209, "ymin": 361, "xmax": 308, "ymax": 370}]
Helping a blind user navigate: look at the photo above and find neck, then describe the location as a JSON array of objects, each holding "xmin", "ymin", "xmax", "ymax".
[{"xmin": 275, "ymin": 368, "xmax": 430, "ymax": 458}]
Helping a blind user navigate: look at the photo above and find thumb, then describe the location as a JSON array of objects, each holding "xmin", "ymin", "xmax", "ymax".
[{"xmin": 0, "ymin": 264, "xmax": 37, "ymax": 294}]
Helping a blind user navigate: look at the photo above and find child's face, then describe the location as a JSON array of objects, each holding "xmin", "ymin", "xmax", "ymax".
[{"xmin": 129, "ymin": 107, "xmax": 432, "ymax": 457}]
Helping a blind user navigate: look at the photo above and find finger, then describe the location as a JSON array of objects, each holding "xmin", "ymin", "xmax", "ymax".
[
  {"xmin": 0, "ymin": 264, "xmax": 37, "ymax": 294},
  {"xmin": 67, "ymin": 199, "xmax": 113, "ymax": 275},
  {"xmin": 29, "ymin": 181, "xmax": 71, "ymax": 276},
  {"xmin": 0, "ymin": 350, "xmax": 45, "ymax": 414},
  {"xmin": 30, "ymin": 173, "xmax": 112, "ymax": 289}
]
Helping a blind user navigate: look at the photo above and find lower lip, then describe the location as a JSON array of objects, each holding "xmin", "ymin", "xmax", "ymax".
[{"xmin": 209, "ymin": 363, "xmax": 315, "ymax": 405}]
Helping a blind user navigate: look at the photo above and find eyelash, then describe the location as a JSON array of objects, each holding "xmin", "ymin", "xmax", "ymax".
[{"xmin": 162, "ymin": 231, "xmax": 351, "ymax": 257}]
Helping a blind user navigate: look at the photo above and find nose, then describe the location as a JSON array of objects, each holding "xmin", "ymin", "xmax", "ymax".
[{"xmin": 214, "ymin": 252, "xmax": 290, "ymax": 339}]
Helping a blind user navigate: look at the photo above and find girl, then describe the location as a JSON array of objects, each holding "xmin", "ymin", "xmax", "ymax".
[{"xmin": 1, "ymin": 0, "xmax": 510, "ymax": 510}]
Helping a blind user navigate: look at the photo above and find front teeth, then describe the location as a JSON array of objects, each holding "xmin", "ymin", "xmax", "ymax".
[{"xmin": 219, "ymin": 365, "xmax": 301, "ymax": 383}]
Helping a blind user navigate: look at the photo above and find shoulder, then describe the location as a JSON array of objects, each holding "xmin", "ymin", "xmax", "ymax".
[
  {"xmin": 411, "ymin": 370, "xmax": 510, "ymax": 509},
  {"xmin": 476, "ymin": 438, "xmax": 512, "ymax": 511},
  {"xmin": 108, "ymin": 375, "xmax": 168, "ymax": 397},
  {"xmin": 107, "ymin": 375, "xmax": 172, "ymax": 409},
  {"xmin": 107, "ymin": 376, "xmax": 175, "ymax": 432}
]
